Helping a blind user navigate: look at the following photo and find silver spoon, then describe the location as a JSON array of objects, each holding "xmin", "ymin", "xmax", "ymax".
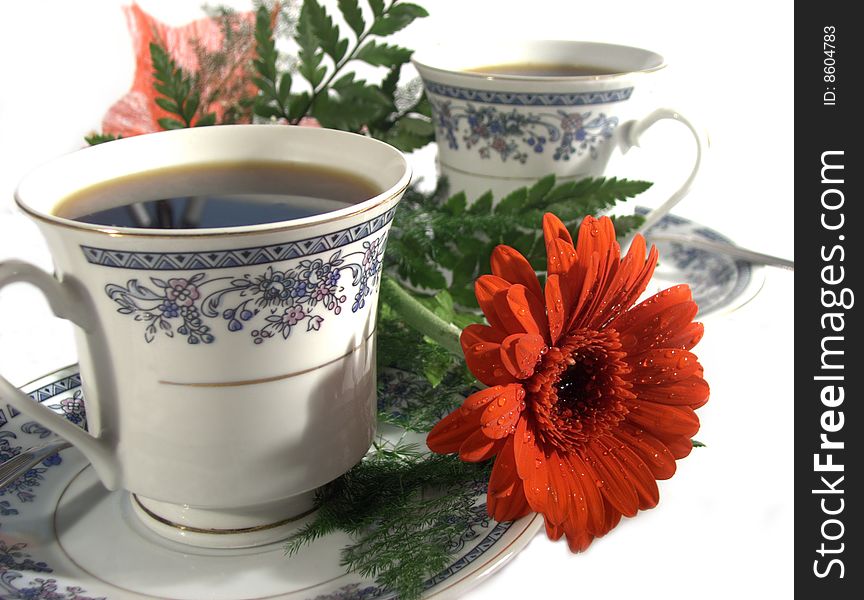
[
  {"xmin": 646, "ymin": 233, "xmax": 794, "ymax": 271},
  {"xmin": 0, "ymin": 439, "xmax": 71, "ymax": 489}
]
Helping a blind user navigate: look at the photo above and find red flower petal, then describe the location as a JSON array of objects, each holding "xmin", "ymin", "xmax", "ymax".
[
  {"xmin": 630, "ymin": 349, "xmax": 702, "ymax": 384},
  {"xmin": 428, "ymin": 387, "xmax": 514, "ymax": 456},
  {"xmin": 459, "ymin": 429, "xmax": 502, "ymax": 462},
  {"xmin": 426, "ymin": 404, "xmax": 483, "ymax": 455},
  {"xmin": 521, "ymin": 454, "xmax": 550, "ymax": 515},
  {"xmin": 490, "ymin": 245, "xmax": 543, "ymax": 300},
  {"xmin": 542, "ymin": 212, "xmax": 574, "ymax": 246},
  {"xmin": 547, "ymin": 238, "xmax": 579, "ymax": 279},
  {"xmin": 500, "ymin": 333, "xmax": 546, "ymax": 380},
  {"xmin": 463, "ymin": 385, "xmax": 512, "ymax": 411},
  {"xmin": 491, "ymin": 285, "xmax": 548, "ymax": 337},
  {"xmin": 555, "ymin": 455, "xmax": 587, "ymax": 534},
  {"xmin": 563, "ymin": 525, "xmax": 594, "ymax": 553},
  {"xmin": 567, "ymin": 452, "xmax": 607, "ymax": 536},
  {"xmin": 479, "ymin": 384, "xmax": 526, "ymax": 439},
  {"xmin": 573, "ymin": 216, "xmax": 620, "ymax": 321},
  {"xmin": 545, "ymin": 519, "xmax": 564, "ymax": 541},
  {"xmin": 564, "ymin": 252, "xmax": 598, "ymax": 332},
  {"xmin": 488, "ymin": 482, "xmax": 531, "ymax": 522},
  {"xmin": 606, "ymin": 436, "xmax": 659, "ymax": 510},
  {"xmin": 544, "ymin": 274, "xmax": 567, "ymax": 344},
  {"xmin": 665, "ymin": 322, "xmax": 705, "ymax": 351},
  {"xmin": 582, "ymin": 439, "xmax": 638, "ymax": 518},
  {"xmin": 582, "ymin": 235, "xmax": 644, "ymax": 329},
  {"xmin": 626, "ymin": 299, "xmax": 700, "ymax": 353},
  {"xmin": 626, "ymin": 402, "xmax": 701, "ymax": 438},
  {"xmin": 488, "ymin": 436, "xmax": 520, "ymax": 498},
  {"xmin": 475, "ymin": 275, "xmax": 511, "ymax": 332},
  {"xmin": 616, "ymin": 423, "xmax": 677, "ymax": 480},
  {"xmin": 651, "ymin": 431, "xmax": 694, "ymax": 459},
  {"xmin": 598, "ymin": 498, "xmax": 623, "ymax": 536},
  {"xmin": 635, "ymin": 375, "xmax": 710, "ymax": 408},
  {"xmin": 611, "ymin": 285, "xmax": 698, "ymax": 353},
  {"xmin": 543, "ymin": 449, "xmax": 574, "ymax": 526},
  {"xmin": 461, "ymin": 324, "xmax": 515, "ymax": 386},
  {"xmin": 487, "ymin": 434, "xmax": 531, "ymax": 523},
  {"xmin": 586, "ymin": 237, "xmax": 658, "ymax": 330},
  {"xmin": 512, "ymin": 419, "xmax": 551, "ymax": 514},
  {"xmin": 461, "ymin": 322, "xmax": 506, "ymax": 347},
  {"xmin": 513, "ymin": 417, "xmax": 539, "ymax": 479}
]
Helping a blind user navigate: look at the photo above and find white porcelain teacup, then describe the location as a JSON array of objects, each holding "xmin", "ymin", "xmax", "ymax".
[
  {"xmin": 413, "ymin": 40, "xmax": 703, "ymax": 232},
  {"xmin": 0, "ymin": 125, "xmax": 410, "ymax": 548}
]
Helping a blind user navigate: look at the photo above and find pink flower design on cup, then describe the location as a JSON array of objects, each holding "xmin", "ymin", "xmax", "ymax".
[
  {"xmin": 282, "ymin": 306, "xmax": 306, "ymax": 327},
  {"xmin": 165, "ymin": 278, "xmax": 200, "ymax": 307}
]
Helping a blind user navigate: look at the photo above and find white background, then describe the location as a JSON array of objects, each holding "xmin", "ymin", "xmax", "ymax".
[{"xmin": 0, "ymin": 1, "xmax": 794, "ymax": 599}]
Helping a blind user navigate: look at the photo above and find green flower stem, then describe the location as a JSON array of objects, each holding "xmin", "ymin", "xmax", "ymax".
[{"xmin": 381, "ymin": 277, "xmax": 463, "ymax": 358}]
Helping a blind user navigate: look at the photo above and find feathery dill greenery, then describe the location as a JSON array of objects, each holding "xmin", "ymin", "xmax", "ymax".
[
  {"xmin": 194, "ymin": 6, "xmax": 261, "ymax": 124},
  {"xmin": 284, "ymin": 438, "xmax": 493, "ymax": 600},
  {"xmin": 377, "ymin": 365, "xmax": 474, "ymax": 433}
]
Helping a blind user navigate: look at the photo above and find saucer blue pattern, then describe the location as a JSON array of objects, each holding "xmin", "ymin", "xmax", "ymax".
[
  {"xmin": 639, "ymin": 209, "xmax": 765, "ymax": 316},
  {"xmin": 0, "ymin": 366, "xmax": 541, "ymax": 600}
]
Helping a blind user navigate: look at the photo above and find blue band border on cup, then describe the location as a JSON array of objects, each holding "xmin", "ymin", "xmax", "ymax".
[
  {"xmin": 423, "ymin": 81, "xmax": 634, "ymax": 106},
  {"xmin": 80, "ymin": 207, "xmax": 397, "ymax": 270}
]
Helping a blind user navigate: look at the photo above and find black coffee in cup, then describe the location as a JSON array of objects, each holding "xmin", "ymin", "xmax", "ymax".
[{"xmin": 53, "ymin": 161, "xmax": 380, "ymax": 229}]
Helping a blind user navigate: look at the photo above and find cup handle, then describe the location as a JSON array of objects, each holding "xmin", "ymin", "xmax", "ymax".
[
  {"xmin": 0, "ymin": 260, "xmax": 119, "ymax": 488},
  {"xmin": 617, "ymin": 108, "xmax": 705, "ymax": 233}
]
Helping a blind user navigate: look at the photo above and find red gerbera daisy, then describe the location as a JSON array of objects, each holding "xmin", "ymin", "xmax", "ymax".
[{"xmin": 427, "ymin": 213, "xmax": 709, "ymax": 552}]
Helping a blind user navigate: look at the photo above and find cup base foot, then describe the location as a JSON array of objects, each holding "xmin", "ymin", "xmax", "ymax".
[{"xmin": 131, "ymin": 492, "xmax": 316, "ymax": 548}]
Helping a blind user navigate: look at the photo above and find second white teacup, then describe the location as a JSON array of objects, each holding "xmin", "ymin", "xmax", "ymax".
[{"xmin": 413, "ymin": 40, "xmax": 703, "ymax": 232}]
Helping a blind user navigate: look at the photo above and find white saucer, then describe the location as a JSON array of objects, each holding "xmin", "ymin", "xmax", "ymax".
[
  {"xmin": 639, "ymin": 210, "xmax": 766, "ymax": 316},
  {"xmin": 0, "ymin": 366, "xmax": 542, "ymax": 599}
]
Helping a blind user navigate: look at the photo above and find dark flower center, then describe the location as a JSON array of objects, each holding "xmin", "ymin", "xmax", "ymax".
[{"xmin": 525, "ymin": 328, "xmax": 633, "ymax": 452}]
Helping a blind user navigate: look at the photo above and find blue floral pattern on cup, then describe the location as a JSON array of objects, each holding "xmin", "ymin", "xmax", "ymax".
[
  {"xmin": 104, "ymin": 235, "xmax": 387, "ymax": 345},
  {"xmin": 431, "ymin": 98, "xmax": 618, "ymax": 163}
]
